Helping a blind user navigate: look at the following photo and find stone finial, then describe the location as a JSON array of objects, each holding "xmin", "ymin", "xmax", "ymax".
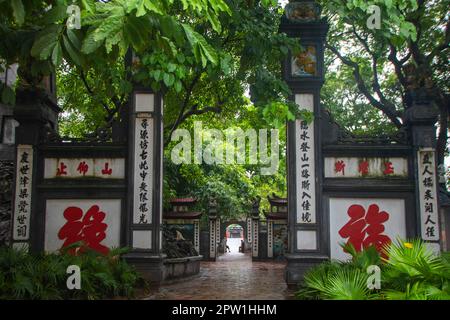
[
  {"xmin": 208, "ymin": 199, "xmax": 217, "ymax": 216},
  {"xmin": 251, "ymin": 196, "xmax": 261, "ymax": 217},
  {"xmin": 285, "ymin": 1, "xmax": 322, "ymax": 23}
]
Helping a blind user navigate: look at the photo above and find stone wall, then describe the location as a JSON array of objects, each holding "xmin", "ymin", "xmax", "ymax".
[{"xmin": 0, "ymin": 161, "xmax": 13, "ymax": 246}]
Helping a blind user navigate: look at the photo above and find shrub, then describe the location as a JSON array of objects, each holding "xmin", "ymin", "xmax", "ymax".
[
  {"xmin": 296, "ymin": 239, "xmax": 450, "ymax": 300},
  {"xmin": 0, "ymin": 246, "xmax": 146, "ymax": 300}
]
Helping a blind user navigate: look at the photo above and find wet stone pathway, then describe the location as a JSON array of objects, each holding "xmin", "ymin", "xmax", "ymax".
[{"xmin": 146, "ymin": 251, "xmax": 295, "ymax": 300}]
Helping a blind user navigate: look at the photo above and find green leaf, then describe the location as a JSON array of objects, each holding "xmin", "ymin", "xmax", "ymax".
[
  {"xmin": 153, "ymin": 69, "xmax": 162, "ymax": 81},
  {"xmin": 31, "ymin": 25, "xmax": 62, "ymax": 61},
  {"xmin": 133, "ymin": 0, "xmax": 146, "ymax": 17},
  {"xmin": 93, "ymin": 15, "xmax": 124, "ymax": 43},
  {"xmin": 51, "ymin": 42, "xmax": 63, "ymax": 66},
  {"xmin": 43, "ymin": 4, "xmax": 68, "ymax": 24},
  {"xmin": 206, "ymin": 8, "xmax": 221, "ymax": 33},
  {"xmin": 163, "ymin": 73, "xmax": 174, "ymax": 87},
  {"xmin": 174, "ymin": 80, "xmax": 182, "ymax": 93},
  {"xmin": 11, "ymin": 0, "xmax": 25, "ymax": 25},
  {"xmin": 81, "ymin": 0, "xmax": 95, "ymax": 13},
  {"xmin": 62, "ymin": 35, "xmax": 83, "ymax": 66},
  {"xmin": 66, "ymin": 29, "xmax": 82, "ymax": 50},
  {"xmin": 81, "ymin": 29, "xmax": 103, "ymax": 54},
  {"xmin": 144, "ymin": 0, "xmax": 164, "ymax": 15},
  {"xmin": 182, "ymin": 24, "xmax": 218, "ymax": 66}
]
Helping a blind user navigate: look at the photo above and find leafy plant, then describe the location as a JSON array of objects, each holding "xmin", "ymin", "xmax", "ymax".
[
  {"xmin": 296, "ymin": 239, "xmax": 450, "ymax": 300},
  {"xmin": 0, "ymin": 246, "xmax": 146, "ymax": 300}
]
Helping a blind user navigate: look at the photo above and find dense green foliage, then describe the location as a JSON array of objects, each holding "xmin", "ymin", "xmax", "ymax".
[
  {"xmin": 1, "ymin": 0, "xmax": 299, "ymax": 221},
  {"xmin": 164, "ymin": 102, "xmax": 288, "ymax": 218},
  {"xmin": 296, "ymin": 239, "xmax": 450, "ymax": 300},
  {"xmin": 319, "ymin": 0, "xmax": 449, "ymax": 164},
  {"xmin": 0, "ymin": 246, "xmax": 145, "ymax": 300},
  {"xmin": 52, "ymin": 1, "xmax": 296, "ymax": 220},
  {"xmin": 1, "ymin": 0, "xmax": 448, "ymax": 217}
]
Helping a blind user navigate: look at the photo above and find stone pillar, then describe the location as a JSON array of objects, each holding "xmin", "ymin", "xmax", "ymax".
[
  {"xmin": 251, "ymin": 198, "xmax": 260, "ymax": 259},
  {"xmin": 279, "ymin": 0, "xmax": 329, "ymax": 286},
  {"xmin": 267, "ymin": 219, "xmax": 274, "ymax": 258},
  {"xmin": 246, "ymin": 216, "xmax": 252, "ymax": 242},
  {"xmin": 123, "ymin": 87, "xmax": 166, "ymax": 283},
  {"xmin": 208, "ymin": 200, "xmax": 218, "ymax": 260},
  {"xmin": 193, "ymin": 219, "xmax": 200, "ymax": 253},
  {"xmin": 11, "ymin": 87, "xmax": 60, "ymax": 251},
  {"xmin": 404, "ymin": 88, "xmax": 442, "ymax": 253}
]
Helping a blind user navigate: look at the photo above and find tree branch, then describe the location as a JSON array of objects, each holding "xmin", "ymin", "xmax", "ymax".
[
  {"xmin": 326, "ymin": 44, "xmax": 403, "ymax": 128},
  {"xmin": 79, "ymin": 70, "xmax": 120, "ymax": 123},
  {"xmin": 166, "ymin": 70, "xmax": 203, "ymax": 139},
  {"xmin": 426, "ymin": 18, "xmax": 450, "ymax": 63}
]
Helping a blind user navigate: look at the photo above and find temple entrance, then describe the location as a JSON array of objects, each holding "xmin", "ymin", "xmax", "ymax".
[
  {"xmin": 217, "ymin": 221, "xmax": 250, "ymax": 261},
  {"xmin": 225, "ymin": 224, "xmax": 243, "ymax": 253}
]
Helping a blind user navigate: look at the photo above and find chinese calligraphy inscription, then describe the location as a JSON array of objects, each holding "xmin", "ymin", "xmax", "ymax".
[
  {"xmin": 295, "ymin": 94, "xmax": 316, "ymax": 224},
  {"xmin": 133, "ymin": 117, "xmax": 154, "ymax": 224},
  {"xmin": 13, "ymin": 145, "xmax": 34, "ymax": 240},
  {"xmin": 417, "ymin": 150, "xmax": 440, "ymax": 241}
]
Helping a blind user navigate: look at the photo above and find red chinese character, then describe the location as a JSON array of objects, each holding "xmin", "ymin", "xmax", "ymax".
[
  {"xmin": 358, "ymin": 161, "xmax": 369, "ymax": 176},
  {"xmin": 338, "ymin": 204, "xmax": 391, "ymax": 257},
  {"xmin": 383, "ymin": 161, "xmax": 394, "ymax": 175},
  {"xmin": 335, "ymin": 160, "xmax": 346, "ymax": 175},
  {"xmin": 101, "ymin": 162, "xmax": 112, "ymax": 175},
  {"xmin": 77, "ymin": 161, "xmax": 89, "ymax": 176},
  {"xmin": 58, "ymin": 205, "xmax": 109, "ymax": 255},
  {"xmin": 56, "ymin": 162, "xmax": 67, "ymax": 176}
]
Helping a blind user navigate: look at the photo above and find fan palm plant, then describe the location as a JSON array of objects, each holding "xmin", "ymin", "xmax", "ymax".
[
  {"xmin": 381, "ymin": 239, "xmax": 450, "ymax": 300},
  {"xmin": 296, "ymin": 238, "xmax": 450, "ymax": 300}
]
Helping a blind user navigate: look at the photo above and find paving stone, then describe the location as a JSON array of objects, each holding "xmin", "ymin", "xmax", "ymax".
[{"xmin": 147, "ymin": 252, "xmax": 295, "ymax": 300}]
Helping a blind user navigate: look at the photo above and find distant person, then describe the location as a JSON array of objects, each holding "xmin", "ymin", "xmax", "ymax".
[
  {"xmin": 239, "ymin": 240, "xmax": 245, "ymax": 253},
  {"xmin": 222, "ymin": 237, "xmax": 230, "ymax": 252}
]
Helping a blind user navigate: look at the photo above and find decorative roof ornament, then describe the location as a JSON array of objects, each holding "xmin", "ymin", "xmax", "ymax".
[{"xmin": 285, "ymin": 0, "xmax": 322, "ymax": 23}]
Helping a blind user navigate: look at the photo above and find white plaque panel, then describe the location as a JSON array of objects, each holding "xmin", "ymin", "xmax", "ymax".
[
  {"xmin": 132, "ymin": 230, "xmax": 152, "ymax": 250},
  {"xmin": 297, "ymin": 230, "xmax": 317, "ymax": 250},
  {"xmin": 44, "ymin": 199, "xmax": 121, "ymax": 253},
  {"xmin": 13, "ymin": 145, "xmax": 33, "ymax": 240},
  {"xmin": 135, "ymin": 93, "xmax": 154, "ymax": 112},
  {"xmin": 417, "ymin": 149, "xmax": 440, "ymax": 241},
  {"xmin": 295, "ymin": 94, "xmax": 316, "ymax": 224},
  {"xmin": 329, "ymin": 198, "xmax": 406, "ymax": 261},
  {"xmin": 44, "ymin": 158, "xmax": 125, "ymax": 179},
  {"xmin": 133, "ymin": 117, "xmax": 154, "ymax": 224},
  {"xmin": 324, "ymin": 157, "xmax": 408, "ymax": 178}
]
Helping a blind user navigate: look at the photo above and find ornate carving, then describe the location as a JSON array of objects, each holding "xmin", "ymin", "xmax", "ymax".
[
  {"xmin": 251, "ymin": 196, "xmax": 261, "ymax": 217},
  {"xmin": 292, "ymin": 45, "xmax": 317, "ymax": 77},
  {"xmin": 41, "ymin": 121, "xmax": 114, "ymax": 144},
  {"xmin": 336, "ymin": 127, "xmax": 408, "ymax": 145},
  {"xmin": 404, "ymin": 63, "xmax": 435, "ymax": 107},
  {"xmin": 321, "ymin": 107, "xmax": 408, "ymax": 145},
  {"xmin": 285, "ymin": 1, "xmax": 322, "ymax": 23}
]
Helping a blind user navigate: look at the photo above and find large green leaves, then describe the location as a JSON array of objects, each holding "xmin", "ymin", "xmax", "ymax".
[
  {"xmin": 31, "ymin": 25, "xmax": 63, "ymax": 62},
  {"xmin": 182, "ymin": 24, "xmax": 218, "ymax": 67},
  {"xmin": 11, "ymin": 0, "xmax": 25, "ymax": 25}
]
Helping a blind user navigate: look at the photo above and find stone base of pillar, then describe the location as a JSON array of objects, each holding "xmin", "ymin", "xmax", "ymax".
[
  {"xmin": 123, "ymin": 253, "xmax": 166, "ymax": 285},
  {"xmin": 285, "ymin": 254, "xmax": 328, "ymax": 289}
]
